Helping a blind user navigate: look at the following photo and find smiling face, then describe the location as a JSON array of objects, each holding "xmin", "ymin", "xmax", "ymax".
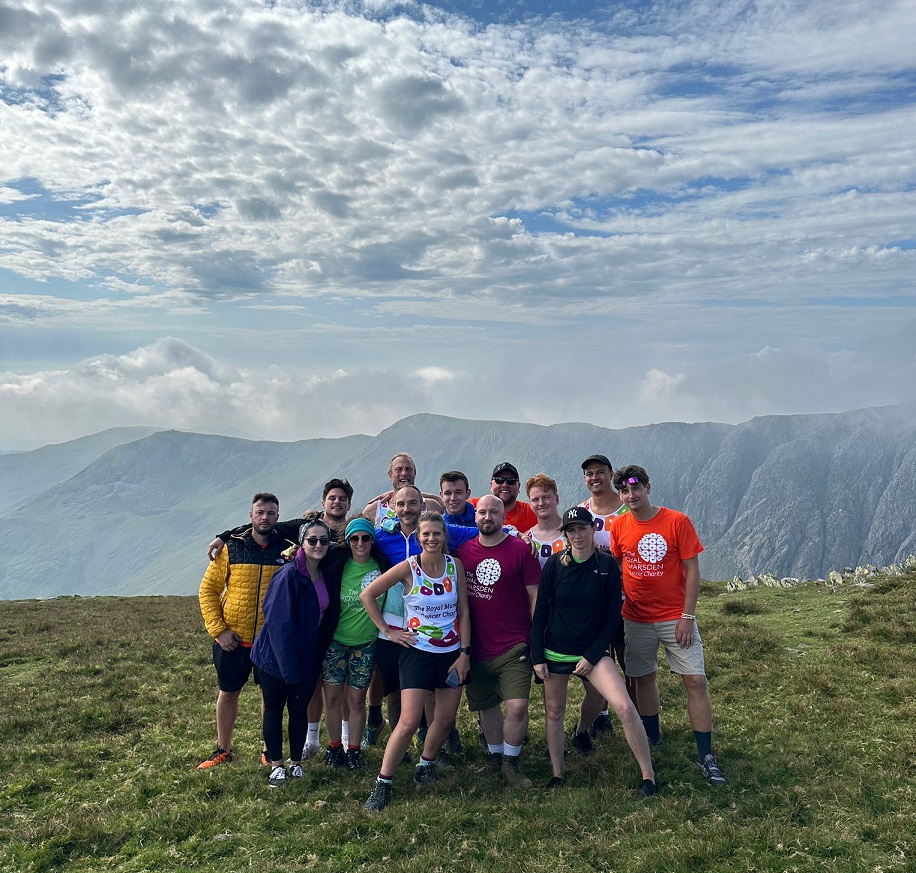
[
  {"xmin": 616, "ymin": 479, "xmax": 651, "ymax": 515},
  {"xmin": 528, "ymin": 485, "xmax": 559, "ymax": 522},
  {"xmin": 490, "ymin": 472, "xmax": 520, "ymax": 509},
  {"xmin": 348, "ymin": 531, "xmax": 374, "ymax": 561},
  {"xmin": 394, "ymin": 485, "xmax": 423, "ymax": 530},
  {"xmin": 418, "ymin": 518, "xmax": 446, "ymax": 554},
  {"xmin": 440, "ymin": 478, "xmax": 470, "ymax": 515},
  {"xmin": 583, "ymin": 462, "xmax": 613, "ymax": 496},
  {"xmin": 322, "ymin": 487, "xmax": 351, "ymax": 523},
  {"xmin": 301, "ymin": 523, "xmax": 330, "ymax": 561},
  {"xmin": 388, "ymin": 455, "xmax": 417, "ymax": 490}
]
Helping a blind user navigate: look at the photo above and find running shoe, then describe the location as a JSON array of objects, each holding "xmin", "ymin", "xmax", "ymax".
[
  {"xmin": 198, "ymin": 746, "xmax": 233, "ymax": 770},
  {"xmin": 288, "ymin": 763, "xmax": 304, "ymax": 779},
  {"xmin": 571, "ymin": 729, "xmax": 593, "ymax": 756},
  {"xmin": 302, "ymin": 742, "xmax": 320, "ymax": 760},
  {"xmin": 545, "ymin": 776, "xmax": 565, "ymax": 791},
  {"xmin": 364, "ymin": 779, "xmax": 392, "ymax": 812},
  {"xmin": 413, "ymin": 763, "xmax": 441, "ymax": 785},
  {"xmin": 346, "ymin": 748, "xmax": 365, "ymax": 772},
  {"xmin": 589, "ymin": 712, "xmax": 613, "ymax": 739},
  {"xmin": 699, "ymin": 754, "xmax": 728, "ymax": 787},
  {"xmin": 323, "ymin": 745, "xmax": 347, "ymax": 768},
  {"xmin": 639, "ymin": 778, "xmax": 658, "ymax": 797},
  {"xmin": 268, "ymin": 765, "xmax": 287, "ymax": 787}
]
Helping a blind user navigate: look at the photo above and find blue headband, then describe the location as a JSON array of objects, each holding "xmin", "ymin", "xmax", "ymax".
[{"xmin": 345, "ymin": 517, "xmax": 376, "ymax": 540}]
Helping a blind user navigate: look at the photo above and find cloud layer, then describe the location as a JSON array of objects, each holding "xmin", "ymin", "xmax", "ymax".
[{"xmin": 1, "ymin": 0, "xmax": 914, "ymax": 447}]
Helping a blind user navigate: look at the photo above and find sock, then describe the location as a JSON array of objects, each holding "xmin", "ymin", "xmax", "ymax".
[
  {"xmin": 503, "ymin": 743, "xmax": 523, "ymax": 757},
  {"xmin": 377, "ymin": 773, "xmax": 393, "ymax": 783},
  {"xmin": 368, "ymin": 704, "xmax": 383, "ymax": 727},
  {"xmin": 307, "ymin": 722, "xmax": 320, "ymax": 746},
  {"xmin": 487, "ymin": 742, "xmax": 505, "ymax": 755},
  {"xmin": 347, "ymin": 744, "xmax": 360, "ymax": 751},
  {"xmin": 600, "ymin": 709, "xmax": 609, "ymax": 717},
  {"xmin": 341, "ymin": 720, "xmax": 350, "ymax": 746},
  {"xmin": 329, "ymin": 740, "xmax": 342, "ymax": 749},
  {"xmin": 641, "ymin": 714, "xmax": 660, "ymax": 744},
  {"xmin": 694, "ymin": 730, "xmax": 712, "ymax": 761},
  {"xmin": 419, "ymin": 756, "xmax": 435, "ymax": 766}
]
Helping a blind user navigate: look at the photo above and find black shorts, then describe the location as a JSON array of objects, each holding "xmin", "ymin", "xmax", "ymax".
[
  {"xmin": 374, "ymin": 637, "xmax": 403, "ymax": 697},
  {"xmin": 399, "ymin": 647, "xmax": 463, "ymax": 692},
  {"xmin": 212, "ymin": 642, "xmax": 254, "ymax": 693}
]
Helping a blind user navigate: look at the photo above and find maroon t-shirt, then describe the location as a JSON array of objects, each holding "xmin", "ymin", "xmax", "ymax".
[{"xmin": 456, "ymin": 535, "xmax": 541, "ymax": 660}]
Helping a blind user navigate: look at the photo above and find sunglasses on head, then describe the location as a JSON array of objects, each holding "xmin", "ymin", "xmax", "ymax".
[
  {"xmin": 348, "ymin": 534, "xmax": 373, "ymax": 544},
  {"xmin": 494, "ymin": 477, "xmax": 518, "ymax": 485},
  {"xmin": 304, "ymin": 536, "xmax": 330, "ymax": 546}
]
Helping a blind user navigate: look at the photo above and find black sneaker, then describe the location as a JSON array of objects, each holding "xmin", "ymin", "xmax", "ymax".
[
  {"xmin": 267, "ymin": 765, "xmax": 287, "ymax": 787},
  {"xmin": 571, "ymin": 729, "xmax": 593, "ymax": 756},
  {"xmin": 545, "ymin": 776, "xmax": 565, "ymax": 791},
  {"xmin": 346, "ymin": 748, "xmax": 364, "ymax": 772},
  {"xmin": 639, "ymin": 778, "xmax": 658, "ymax": 797},
  {"xmin": 589, "ymin": 712, "xmax": 613, "ymax": 739},
  {"xmin": 699, "ymin": 754, "xmax": 727, "ymax": 787},
  {"xmin": 364, "ymin": 779, "xmax": 392, "ymax": 811},
  {"xmin": 362, "ymin": 720, "xmax": 383, "ymax": 749},
  {"xmin": 323, "ymin": 745, "xmax": 346, "ymax": 768},
  {"xmin": 413, "ymin": 763, "xmax": 441, "ymax": 785},
  {"xmin": 446, "ymin": 725, "xmax": 462, "ymax": 754}
]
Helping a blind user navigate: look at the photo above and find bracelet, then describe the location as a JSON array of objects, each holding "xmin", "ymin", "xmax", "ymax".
[{"xmin": 680, "ymin": 613, "xmax": 696, "ymax": 621}]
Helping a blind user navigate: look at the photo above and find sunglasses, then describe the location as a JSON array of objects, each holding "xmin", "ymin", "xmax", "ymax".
[
  {"xmin": 348, "ymin": 534, "xmax": 373, "ymax": 544},
  {"xmin": 493, "ymin": 477, "xmax": 518, "ymax": 485},
  {"xmin": 304, "ymin": 536, "xmax": 330, "ymax": 546}
]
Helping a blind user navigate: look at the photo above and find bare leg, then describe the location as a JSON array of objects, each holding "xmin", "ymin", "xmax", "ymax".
[
  {"xmin": 478, "ymin": 704, "xmax": 505, "ymax": 746},
  {"xmin": 542, "ymin": 674, "xmax": 570, "ymax": 779},
  {"xmin": 682, "ymin": 673, "xmax": 713, "ymax": 731},
  {"xmin": 420, "ymin": 687, "xmax": 462, "ymax": 760},
  {"xmin": 347, "ymin": 685, "xmax": 369, "ymax": 746},
  {"xmin": 323, "ymin": 682, "xmax": 345, "ymax": 744},
  {"xmin": 378, "ymin": 689, "xmax": 425, "ymax": 775},
  {"xmin": 216, "ymin": 689, "xmax": 242, "ymax": 751}
]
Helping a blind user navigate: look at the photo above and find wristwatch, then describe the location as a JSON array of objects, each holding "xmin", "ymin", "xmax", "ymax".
[{"xmin": 458, "ymin": 646, "xmax": 471, "ymax": 655}]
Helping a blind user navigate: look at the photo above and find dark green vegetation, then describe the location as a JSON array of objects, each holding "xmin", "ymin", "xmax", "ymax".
[{"xmin": 2, "ymin": 576, "xmax": 914, "ymax": 872}]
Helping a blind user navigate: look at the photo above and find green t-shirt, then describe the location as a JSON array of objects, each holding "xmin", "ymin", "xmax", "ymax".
[{"xmin": 334, "ymin": 558, "xmax": 382, "ymax": 646}]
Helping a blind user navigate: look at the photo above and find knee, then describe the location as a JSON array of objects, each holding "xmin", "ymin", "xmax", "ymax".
[
  {"xmin": 544, "ymin": 703, "xmax": 566, "ymax": 724},
  {"xmin": 681, "ymin": 674, "xmax": 708, "ymax": 694},
  {"xmin": 505, "ymin": 700, "xmax": 529, "ymax": 721}
]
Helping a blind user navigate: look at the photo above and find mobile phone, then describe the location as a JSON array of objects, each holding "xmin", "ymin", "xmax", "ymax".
[{"xmin": 446, "ymin": 668, "xmax": 461, "ymax": 688}]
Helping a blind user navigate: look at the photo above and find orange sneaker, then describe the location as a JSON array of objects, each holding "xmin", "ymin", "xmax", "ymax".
[{"xmin": 198, "ymin": 746, "xmax": 233, "ymax": 769}]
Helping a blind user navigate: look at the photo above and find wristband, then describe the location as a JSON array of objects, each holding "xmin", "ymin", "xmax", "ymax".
[
  {"xmin": 458, "ymin": 646, "xmax": 471, "ymax": 655},
  {"xmin": 680, "ymin": 613, "xmax": 696, "ymax": 621}
]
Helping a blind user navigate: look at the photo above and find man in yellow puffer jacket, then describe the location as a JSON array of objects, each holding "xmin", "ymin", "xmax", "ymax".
[{"xmin": 197, "ymin": 492, "xmax": 296, "ymax": 769}]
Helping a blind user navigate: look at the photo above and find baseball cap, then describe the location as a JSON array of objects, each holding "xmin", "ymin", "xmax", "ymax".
[
  {"xmin": 581, "ymin": 454, "xmax": 613, "ymax": 470},
  {"xmin": 491, "ymin": 462, "xmax": 519, "ymax": 480},
  {"xmin": 560, "ymin": 506, "xmax": 594, "ymax": 530}
]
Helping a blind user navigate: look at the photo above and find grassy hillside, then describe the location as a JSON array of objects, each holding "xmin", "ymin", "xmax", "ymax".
[{"xmin": 1, "ymin": 575, "xmax": 914, "ymax": 872}]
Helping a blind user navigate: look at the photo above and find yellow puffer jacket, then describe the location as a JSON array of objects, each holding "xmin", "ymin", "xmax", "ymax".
[{"xmin": 199, "ymin": 530, "xmax": 296, "ymax": 644}]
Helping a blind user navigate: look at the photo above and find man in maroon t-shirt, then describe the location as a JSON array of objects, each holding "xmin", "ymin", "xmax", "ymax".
[{"xmin": 456, "ymin": 495, "xmax": 541, "ymax": 789}]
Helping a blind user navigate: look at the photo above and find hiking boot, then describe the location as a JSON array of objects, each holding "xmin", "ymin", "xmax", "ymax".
[
  {"xmin": 571, "ymin": 729, "xmax": 593, "ymax": 756},
  {"xmin": 501, "ymin": 755, "xmax": 533, "ymax": 789},
  {"xmin": 302, "ymin": 742, "xmax": 320, "ymax": 760},
  {"xmin": 413, "ymin": 762, "xmax": 441, "ymax": 785},
  {"xmin": 364, "ymin": 779, "xmax": 392, "ymax": 812},
  {"xmin": 545, "ymin": 776, "xmax": 565, "ymax": 791},
  {"xmin": 485, "ymin": 751, "xmax": 503, "ymax": 774},
  {"xmin": 589, "ymin": 712, "xmax": 613, "ymax": 740},
  {"xmin": 268, "ymin": 765, "xmax": 287, "ymax": 787},
  {"xmin": 639, "ymin": 778, "xmax": 658, "ymax": 797},
  {"xmin": 699, "ymin": 754, "xmax": 727, "ymax": 787},
  {"xmin": 346, "ymin": 748, "xmax": 365, "ymax": 772},
  {"xmin": 198, "ymin": 746, "xmax": 233, "ymax": 770},
  {"xmin": 436, "ymin": 748, "xmax": 456, "ymax": 772},
  {"xmin": 323, "ymin": 745, "xmax": 346, "ymax": 768}
]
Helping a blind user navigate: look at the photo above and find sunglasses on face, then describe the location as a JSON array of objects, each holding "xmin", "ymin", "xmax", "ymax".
[
  {"xmin": 304, "ymin": 536, "xmax": 330, "ymax": 546},
  {"xmin": 348, "ymin": 535, "xmax": 373, "ymax": 544},
  {"xmin": 493, "ymin": 477, "xmax": 518, "ymax": 485}
]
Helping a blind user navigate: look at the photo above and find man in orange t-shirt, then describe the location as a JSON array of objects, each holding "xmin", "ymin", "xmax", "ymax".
[
  {"xmin": 609, "ymin": 465, "xmax": 727, "ymax": 788},
  {"xmin": 470, "ymin": 462, "xmax": 537, "ymax": 532}
]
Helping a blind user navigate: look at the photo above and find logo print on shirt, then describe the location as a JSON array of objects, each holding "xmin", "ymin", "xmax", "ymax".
[
  {"xmin": 637, "ymin": 533, "xmax": 668, "ymax": 563},
  {"xmin": 475, "ymin": 558, "xmax": 502, "ymax": 587}
]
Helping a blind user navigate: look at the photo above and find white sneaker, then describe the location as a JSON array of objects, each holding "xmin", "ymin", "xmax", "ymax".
[
  {"xmin": 288, "ymin": 763, "xmax": 304, "ymax": 778},
  {"xmin": 303, "ymin": 743, "xmax": 320, "ymax": 760},
  {"xmin": 268, "ymin": 765, "xmax": 287, "ymax": 787}
]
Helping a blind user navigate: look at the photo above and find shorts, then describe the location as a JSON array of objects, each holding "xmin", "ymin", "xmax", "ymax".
[
  {"xmin": 466, "ymin": 643, "xmax": 532, "ymax": 711},
  {"xmin": 399, "ymin": 646, "xmax": 464, "ymax": 692},
  {"xmin": 623, "ymin": 619, "xmax": 707, "ymax": 677},
  {"xmin": 322, "ymin": 639, "xmax": 377, "ymax": 689},
  {"xmin": 213, "ymin": 641, "xmax": 254, "ymax": 693},
  {"xmin": 374, "ymin": 637, "xmax": 402, "ymax": 697}
]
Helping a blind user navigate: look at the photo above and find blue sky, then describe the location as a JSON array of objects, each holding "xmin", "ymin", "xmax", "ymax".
[{"xmin": 1, "ymin": 0, "xmax": 914, "ymax": 449}]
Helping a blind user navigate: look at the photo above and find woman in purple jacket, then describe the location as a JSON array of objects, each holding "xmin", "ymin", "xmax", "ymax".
[{"xmin": 251, "ymin": 519, "xmax": 341, "ymax": 787}]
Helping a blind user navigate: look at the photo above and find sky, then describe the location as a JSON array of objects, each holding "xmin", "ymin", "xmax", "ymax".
[{"xmin": 1, "ymin": 0, "xmax": 914, "ymax": 450}]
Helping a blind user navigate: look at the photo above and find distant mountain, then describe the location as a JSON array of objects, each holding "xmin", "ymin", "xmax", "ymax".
[
  {"xmin": 1, "ymin": 407, "xmax": 914, "ymax": 599},
  {"xmin": 0, "ymin": 426, "xmax": 162, "ymax": 514}
]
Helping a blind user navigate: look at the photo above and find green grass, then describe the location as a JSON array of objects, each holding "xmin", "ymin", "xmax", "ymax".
[{"xmin": 1, "ymin": 576, "xmax": 914, "ymax": 872}]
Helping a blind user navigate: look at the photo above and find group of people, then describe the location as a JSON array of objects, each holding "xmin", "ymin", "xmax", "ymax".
[{"xmin": 197, "ymin": 452, "xmax": 728, "ymax": 811}]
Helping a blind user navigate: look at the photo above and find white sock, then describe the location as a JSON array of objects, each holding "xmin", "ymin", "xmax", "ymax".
[
  {"xmin": 307, "ymin": 722, "xmax": 320, "ymax": 746},
  {"xmin": 487, "ymin": 742, "xmax": 505, "ymax": 755},
  {"xmin": 600, "ymin": 709, "xmax": 609, "ymax": 717},
  {"xmin": 341, "ymin": 720, "xmax": 350, "ymax": 746},
  {"xmin": 503, "ymin": 743, "xmax": 523, "ymax": 757}
]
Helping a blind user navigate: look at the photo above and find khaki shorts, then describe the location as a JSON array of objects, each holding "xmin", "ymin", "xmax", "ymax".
[
  {"xmin": 623, "ymin": 619, "xmax": 707, "ymax": 677},
  {"xmin": 466, "ymin": 642, "xmax": 533, "ymax": 711}
]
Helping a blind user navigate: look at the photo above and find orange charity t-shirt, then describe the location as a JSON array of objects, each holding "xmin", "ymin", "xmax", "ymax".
[{"xmin": 609, "ymin": 507, "xmax": 703, "ymax": 623}]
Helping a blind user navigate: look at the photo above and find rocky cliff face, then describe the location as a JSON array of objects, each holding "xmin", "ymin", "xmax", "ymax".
[{"xmin": 1, "ymin": 405, "xmax": 914, "ymax": 598}]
